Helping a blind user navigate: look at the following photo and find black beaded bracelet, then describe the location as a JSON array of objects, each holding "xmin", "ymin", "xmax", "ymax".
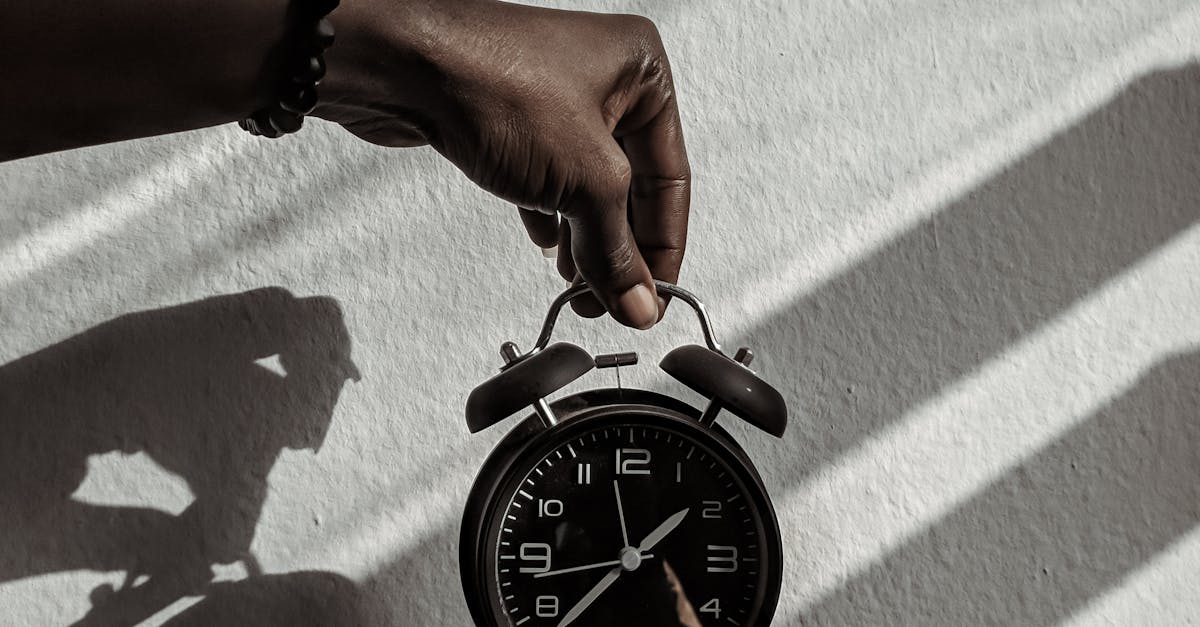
[{"xmin": 239, "ymin": 0, "xmax": 339, "ymax": 138}]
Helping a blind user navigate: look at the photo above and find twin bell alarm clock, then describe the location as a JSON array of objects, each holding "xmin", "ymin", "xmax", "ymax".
[{"xmin": 459, "ymin": 281, "xmax": 787, "ymax": 627}]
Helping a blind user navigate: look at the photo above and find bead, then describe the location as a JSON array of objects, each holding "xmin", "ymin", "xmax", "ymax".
[
  {"xmin": 239, "ymin": 0, "xmax": 337, "ymax": 139},
  {"xmin": 252, "ymin": 111, "xmax": 283, "ymax": 138},
  {"xmin": 279, "ymin": 86, "xmax": 319, "ymax": 115},
  {"xmin": 313, "ymin": 18, "xmax": 336, "ymax": 49},
  {"xmin": 290, "ymin": 55, "xmax": 326, "ymax": 84},
  {"xmin": 268, "ymin": 109, "xmax": 305, "ymax": 134},
  {"xmin": 243, "ymin": 117, "xmax": 263, "ymax": 135}
]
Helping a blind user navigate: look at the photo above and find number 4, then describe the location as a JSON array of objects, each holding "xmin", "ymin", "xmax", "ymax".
[{"xmin": 700, "ymin": 598, "xmax": 721, "ymax": 618}]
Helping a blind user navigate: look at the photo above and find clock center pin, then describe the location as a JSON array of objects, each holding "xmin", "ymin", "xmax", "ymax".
[{"xmin": 618, "ymin": 546, "xmax": 643, "ymax": 572}]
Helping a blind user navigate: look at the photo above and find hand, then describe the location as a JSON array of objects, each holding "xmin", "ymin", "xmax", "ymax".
[
  {"xmin": 637, "ymin": 507, "xmax": 689, "ymax": 553},
  {"xmin": 320, "ymin": 0, "xmax": 691, "ymax": 329},
  {"xmin": 555, "ymin": 508, "xmax": 688, "ymax": 625},
  {"xmin": 614, "ymin": 480, "xmax": 631, "ymax": 547},
  {"xmin": 533, "ymin": 553, "xmax": 654, "ymax": 579}
]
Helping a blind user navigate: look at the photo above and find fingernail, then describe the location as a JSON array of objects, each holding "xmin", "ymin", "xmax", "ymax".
[
  {"xmin": 656, "ymin": 297, "xmax": 668, "ymax": 321},
  {"xmin": 618, "ymin": 284, "xmax": 659, "ymax": 330},
  {"xmin": 541, "ymin": 246, "xmax": 557, "ymax": 258}
]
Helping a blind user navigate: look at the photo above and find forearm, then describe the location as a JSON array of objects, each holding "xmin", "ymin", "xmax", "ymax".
[{"xmin": 2, "ymin": 0, "xmax": 292, "ymax": 160}]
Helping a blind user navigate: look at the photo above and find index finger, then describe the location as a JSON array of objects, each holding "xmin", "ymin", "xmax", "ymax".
[{"xmin": 619, "ymin": 82, "xmax": 691, "ymax": 319}]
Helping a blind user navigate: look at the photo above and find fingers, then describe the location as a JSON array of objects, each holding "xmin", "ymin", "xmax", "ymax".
[
  {"xmin": 618, "ymin": 68, "xmax": 690, "ymax": 321},
  {"xmin": 557, "ymin": 223, "xmax": 606, "ymax": 317},
  {"xmin": 517, "ymin": 206, "xmax": 559, "ymax": 249},
  {"xmin": 556, "ymin": 220, "xmax": 576, "ymax": 282},
  {"xmin": 562, "ymin": 145, "xmax": 660, "ymax": 329}
]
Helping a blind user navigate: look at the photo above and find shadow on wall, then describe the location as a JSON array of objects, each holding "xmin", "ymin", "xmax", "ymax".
[
  {"xmin": 752, "ymin": 63, "xmax": 1200, "ymax": 623},
  {"xmin": 800, "ymin": 348, "xmax": 1200, "ymax": 625},
  {"xmin": 0, "ymin": 287, "xmax": 361, "ymax": 626},
  {"xmin": 748, "ymin": 61, "xmax": 1200, "ymax": 485}
]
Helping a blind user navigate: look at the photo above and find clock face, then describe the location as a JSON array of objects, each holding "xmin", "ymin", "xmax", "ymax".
[{"xmin": 479, "ymin": 411, "xmax": 780, "ymax": 627}]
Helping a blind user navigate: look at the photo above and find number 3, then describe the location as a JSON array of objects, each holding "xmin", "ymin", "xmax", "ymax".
[{"xmin": 706, "ymin": 545, "xmax": 738, "ymax": 573}]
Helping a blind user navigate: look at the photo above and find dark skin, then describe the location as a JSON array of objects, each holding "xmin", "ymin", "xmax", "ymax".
[{"xmin": 1, "ymin": 0, "xmax": 691, "ymax": 329}]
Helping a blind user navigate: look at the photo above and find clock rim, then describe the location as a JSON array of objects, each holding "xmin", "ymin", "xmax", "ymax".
[{"xmin": 459, "ymin": 388, "xmax": 783, "ymax": 627}]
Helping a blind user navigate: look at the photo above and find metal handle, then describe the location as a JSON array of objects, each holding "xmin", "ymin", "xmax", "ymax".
[{"xmin": 518, "ymin": 280, "xmax": 725, "ymax": 360}]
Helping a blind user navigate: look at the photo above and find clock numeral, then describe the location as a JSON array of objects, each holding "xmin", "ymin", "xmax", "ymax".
[
  {"xmin": 706, "ymin": 545, "xmax": 738, "ymax": 573},
  {"xmin": 535, "ymin": 595, "xmax": 560, "ymax": 618},
  {"xmin": 615, "ymin": 448, "xmax": 651, "ymax": 475},
  {"xmin": 675, "ymin": 462, "xmax": 682, "ymax": 483},
  {"xmin": 537, "ymin": 499, "xmax": 564, "ymax": 518},
  {"xmin": 519, "ymin": 543, "xmax": 552, "ymax": 574},
  {"xmin": 577, "ymin": 463, "xmax": 592, "ymax": 485},
  {"xmin": 699, "ymin": 598, "xmax": 722, "ymax": 619},
  {"xmin": 702, "ymin": 500, "xmax": 723, "ymax": 519}
]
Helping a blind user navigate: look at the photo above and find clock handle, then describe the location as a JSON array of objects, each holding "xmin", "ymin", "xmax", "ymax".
[{"xmin": 515, "ymin": 280, "xmax": 726, "ymax": 362}]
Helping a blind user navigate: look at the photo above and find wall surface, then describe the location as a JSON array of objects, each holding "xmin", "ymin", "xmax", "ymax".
[{"xmin": 3, "ymin": 1, "xmax": 1200, "ymax": 625}]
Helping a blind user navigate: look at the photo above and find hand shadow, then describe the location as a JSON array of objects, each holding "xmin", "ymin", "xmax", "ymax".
[
  {"xmin": 160, "ymin": 570, "xmax": 367, "ymax": 627},
  {"xmin": 0, "ymin": 287, "xmax": 359, "ymax": 625}
]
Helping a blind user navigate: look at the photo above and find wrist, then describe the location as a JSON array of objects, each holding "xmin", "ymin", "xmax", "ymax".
[
  {"xmin": 316, "ymin": 0, "xmax": 516, "ymax": 147},
  {"xmin": 316, "ymin": 0, "xmax": 447, "ymax": 121},
  {"xmin": 312, "ymin": 0, "xmax": 376, "ymax": 115}
]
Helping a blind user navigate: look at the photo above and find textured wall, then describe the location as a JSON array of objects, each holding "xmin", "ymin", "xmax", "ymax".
[{"xmin": 3, "ymin": 1, "xmax": 1200, "ymax": 625}]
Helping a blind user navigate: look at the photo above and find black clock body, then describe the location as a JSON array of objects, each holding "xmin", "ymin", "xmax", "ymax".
[{"xmin": 460, "ymin": 388, "xmax": 783, "ymax": 627}]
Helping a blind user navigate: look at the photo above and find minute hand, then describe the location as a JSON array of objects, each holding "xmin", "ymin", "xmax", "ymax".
[{"xmin": 637, "ymin": 508, "xmax": 690, "ymax": 552}]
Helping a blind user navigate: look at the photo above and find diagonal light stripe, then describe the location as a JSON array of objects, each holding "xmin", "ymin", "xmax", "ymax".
[
  {"xmin": 736, "ymin": 7, "xmax": 1200, "ymax": 328},
  {"xmin": 1062, "ymin": 523, "xmax": 1200, "ymax": 626},
  {"xmin": 0, "ymin": 136, "xmax": 242, "ymax": 291},
  {"xmin": 784, "ymin": 223, "xmax": 1200, "ymax": 611}
]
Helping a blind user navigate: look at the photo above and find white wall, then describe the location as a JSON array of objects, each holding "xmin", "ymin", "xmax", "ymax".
[{"xmin": 3, "ymin": 1, "xmax": 1200, "ymax": 624}]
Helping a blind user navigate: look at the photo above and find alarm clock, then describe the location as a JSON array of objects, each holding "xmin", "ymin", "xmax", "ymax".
[{"xmin": 460, "ymin": 281, "xmax": 787, "ymax": 627}]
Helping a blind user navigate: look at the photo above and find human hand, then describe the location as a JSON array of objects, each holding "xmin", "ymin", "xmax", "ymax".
[{"xmin": 318, "ymin": 0, "xmax": 690, "ymax": 329}]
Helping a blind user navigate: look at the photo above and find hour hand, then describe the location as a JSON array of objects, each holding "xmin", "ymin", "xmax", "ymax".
[{"xmin": 637, "ymin": 508, "xmax": 689, "ymax": 553}]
